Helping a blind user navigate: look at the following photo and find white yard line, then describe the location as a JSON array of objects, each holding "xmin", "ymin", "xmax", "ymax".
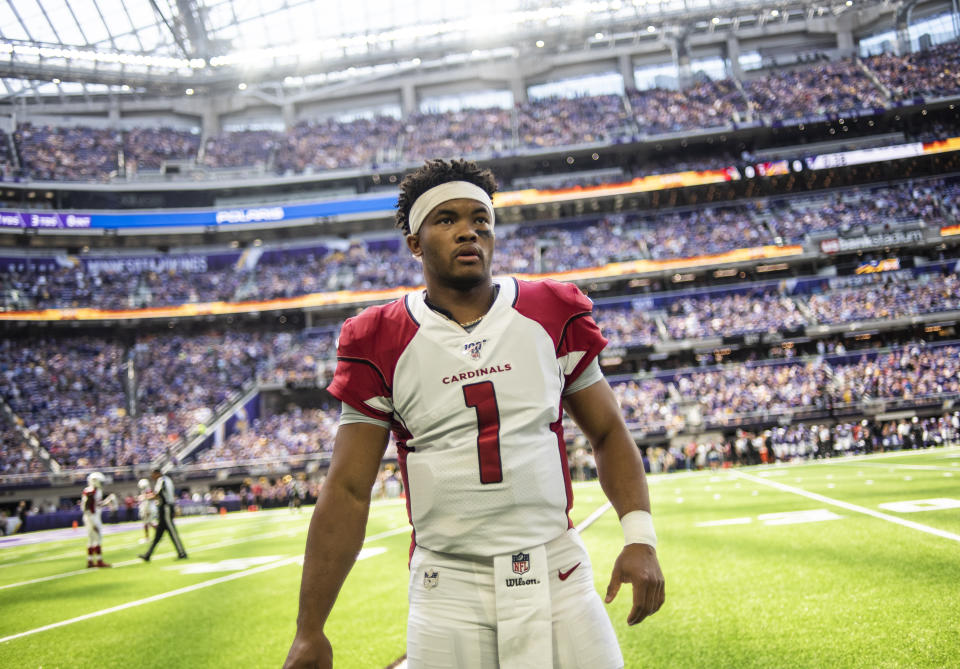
[
  {"xmin": 732, "ymin": 471, "xmax": 960, "ymax": 544},
  {"xmin": 575, "ymin": 501, "xmax": 613, "ymax": 533},
  {"xmin": 854, "ymin": 463, "xmax": 960, "ymax": 472},
  {"xmin": 0, "ymin": 523, "xmax": 305, "ymax": 591},
  {"xmin": 0, "ymin": 520, "xmax": 308, "ymax": 570},
  {"xmin": 0, "ymin": 525, "xmax": 407, "ymax": 644},
  {"xmin": 800, "ymin": 446, "xmax": 960, "ymax": 464},
  {"xmin": 0, "ymin": 522, "xmax": 408, "ymax": 592},
  {"xmin": 0, "ymin": 556, "xmax": 301, "ymax": 644}
]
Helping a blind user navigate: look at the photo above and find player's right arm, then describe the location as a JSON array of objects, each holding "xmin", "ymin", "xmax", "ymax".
[{"xmin": 283, "ymin": 421, "xmax": 390, "ymax": 669}]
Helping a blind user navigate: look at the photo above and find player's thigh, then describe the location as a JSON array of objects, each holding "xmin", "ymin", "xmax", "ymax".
[
  {"xmin": 407, "ymin": 548, "xmax": 498, "ymax": 669},
  {"xmin": 85, "ymin": 518, "xmax": 102, "ymax": 543},
  {"xmin": 550, "ymin": 533, "xmax": 624, "ymax": 669}
]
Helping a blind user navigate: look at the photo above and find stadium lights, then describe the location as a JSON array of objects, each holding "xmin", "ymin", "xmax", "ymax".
[
  {"xmin": 238, "ymin": 83, "xmax": 247, "ymax": 90},
  {"xmin": 536, "ymin": 40, "xmax": 545, "ymax": 47},
  {"xmin": 185, "ymin": 88, "xmax": 195, "ymax": 95},
  {"xmin": 0, "ymin": 42, "xmax": 203, "ymax": 70},
  {"xmin": 206, "ymin": 1, "xmax": 650, "ymax": 70}
]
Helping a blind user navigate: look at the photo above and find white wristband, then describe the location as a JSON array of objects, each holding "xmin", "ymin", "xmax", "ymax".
[{"xmin": 621, "ymin": 510, "xmax": 657, "ymax": 549}]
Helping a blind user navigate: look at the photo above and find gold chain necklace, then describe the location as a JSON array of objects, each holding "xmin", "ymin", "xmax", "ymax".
[{"xmin": 457, "ymin": 314, "xmax": 484, "ymax": 328}]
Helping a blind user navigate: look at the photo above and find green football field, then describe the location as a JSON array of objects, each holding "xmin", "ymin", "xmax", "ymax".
[{"xmin": 2, "ymin": 446, "xmax": 959, "ymax": 668}]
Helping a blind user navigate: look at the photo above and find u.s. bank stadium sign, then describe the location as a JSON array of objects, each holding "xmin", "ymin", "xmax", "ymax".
[{"xmin": 819, "ymin": 229, "xmax": 925, "ymax": 254}]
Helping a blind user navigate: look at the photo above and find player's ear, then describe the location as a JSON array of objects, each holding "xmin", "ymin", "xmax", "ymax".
[{"xmin": 406, "ymin": 233, "xmax": 422, "ymax": 259}]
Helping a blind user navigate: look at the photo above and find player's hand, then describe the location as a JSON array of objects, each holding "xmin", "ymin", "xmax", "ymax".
[
  {"xmin": 604, "ymin": 543, "xmax": 664, "ymax": 625},
  {"xmin": 283, "ymin": 631, "xmax": 332, "ymax": 669}
]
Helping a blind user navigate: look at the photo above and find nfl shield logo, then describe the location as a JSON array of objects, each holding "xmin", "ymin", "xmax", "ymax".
[
  {"xmin": 423, "ymin": 569, "xmax": 439, "ymax": 590},
  {"xmin": 463, "ymin": 339, "xmax": 486, "ymax": 361},
  {"xmin": 512, "ymin": 552, "xmax": 530, "ymax": 575}
]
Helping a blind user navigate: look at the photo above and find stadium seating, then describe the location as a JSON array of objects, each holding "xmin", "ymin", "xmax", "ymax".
[
  {"xmin": 5, "ymin": 42, "xmax": 960, "ymax": 183},
  {"xmin": 3, "ymin": 176, "xmax": 952, "ymax": 312}
]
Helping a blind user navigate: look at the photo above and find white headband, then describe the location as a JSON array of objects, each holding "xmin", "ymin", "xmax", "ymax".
[{"xmin": 408, "ymin": 181, "xmax": 495, "ymax": 235}]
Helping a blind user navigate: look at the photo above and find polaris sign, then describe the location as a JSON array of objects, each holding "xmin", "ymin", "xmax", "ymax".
[{"xmin": 215, "ymin": 206, "xmax": 285, "ymax": 225}]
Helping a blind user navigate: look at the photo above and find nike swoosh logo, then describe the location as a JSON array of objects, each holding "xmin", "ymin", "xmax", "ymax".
[{"xmin": 558, "ymin": 562, "xmax": 581, "ymax": 581}]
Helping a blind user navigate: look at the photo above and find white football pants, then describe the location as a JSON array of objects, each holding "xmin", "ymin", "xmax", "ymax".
[{"xmin": 406, "ymin": 528, "xmax": 624, "ymax": 669}]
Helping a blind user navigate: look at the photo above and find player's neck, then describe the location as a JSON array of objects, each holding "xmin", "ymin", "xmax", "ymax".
[{"xmin": 423, "ymin": 279, "xmax": 497, "ymax": 327}]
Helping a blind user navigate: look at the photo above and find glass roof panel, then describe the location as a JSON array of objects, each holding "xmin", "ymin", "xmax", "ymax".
[
  {"xmin": 67, "ymin": 0, "xmax": 109, "ymax": 45},
  {"xmin": 17, "ymin": 0, "xmax": 58, "ymax": 43},
  {"xmin": 0, "ymin": 3, "xmax": 30, "ymax": 41},
  {"xmin": 42, "ymin": 0, "xmax": 85, "ymax": 44}
]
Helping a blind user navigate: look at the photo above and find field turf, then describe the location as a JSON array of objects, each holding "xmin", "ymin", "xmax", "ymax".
[{"xmin": 1, "ymin": 446, "xmax": 958, "ymax": 668}]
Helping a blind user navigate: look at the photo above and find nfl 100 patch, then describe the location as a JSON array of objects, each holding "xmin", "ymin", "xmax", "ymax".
[{"xmin": 463, "ymin": 339, "xmax": 487, "ymax": 361}]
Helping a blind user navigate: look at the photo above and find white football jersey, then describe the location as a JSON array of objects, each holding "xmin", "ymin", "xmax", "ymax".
[
  {"xmin": 329, "ymin": 277, "xmax": 606, "ymax": 556},
  {"xmin": 81, "ymin": 486, "xmax": 102, "ymax": 521}
]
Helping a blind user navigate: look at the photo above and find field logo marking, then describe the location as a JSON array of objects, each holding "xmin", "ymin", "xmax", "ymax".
[
  {"xmin": 169, "ymin": 555, "xmax": 282, "ymax": 574},
  {"xmin": 696, "ymin": 509, "xmax": 841, "ymax": 528},
  {"xmin": 757, "ymin": 509, "xmax": 842, "ymax": 525},
  {"xmin": 733, "ymin": 471, "xmax": 960, "ymax": 544},
  {"xmin": 877, "ymin": 498, "xmax": 960, "ymax": 513},
  {"xmin": 294, "ymin": 546, "xmax": 388, "ymax": 567},
  {"xmin": 696, "ymin": 517, "xmax": 753, "ymax": 528}
]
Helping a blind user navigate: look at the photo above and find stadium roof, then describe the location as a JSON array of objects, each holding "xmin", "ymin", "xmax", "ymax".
[{"xmin": 0, "ymin": 0, "xmax": 888, "ymax": 99}]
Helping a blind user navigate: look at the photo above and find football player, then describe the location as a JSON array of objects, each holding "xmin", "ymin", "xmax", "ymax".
[
  {"xmin": 285, "ymin": 159, "xmax": 663, "ymax": 669},
  {"xmin": 81, "ymin": 472, "xmax": 116, "ymax": 568},
  {"xmin": 137, "ymin": 478, "xmax": 157, "ymax": 543}
]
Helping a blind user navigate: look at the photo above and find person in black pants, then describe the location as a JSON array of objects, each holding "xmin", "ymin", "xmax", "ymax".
[{"xmin": 138, "ymin": 468, "xmax": 187, "ymax": 561}]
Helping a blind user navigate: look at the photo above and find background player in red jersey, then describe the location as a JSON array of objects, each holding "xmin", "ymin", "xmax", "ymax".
[
  {"xmin": 81, "ymin": 472, "xmax": 116, "ymax": 568},
  {"xmin": 285, "ymin": 159, "xmax": 664, "ymax": 669}
]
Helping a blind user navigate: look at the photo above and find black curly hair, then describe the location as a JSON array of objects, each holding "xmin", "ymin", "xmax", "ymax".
[{"xmin": 395, "ymin": 158, "xmax": 498, "ymax": 235}]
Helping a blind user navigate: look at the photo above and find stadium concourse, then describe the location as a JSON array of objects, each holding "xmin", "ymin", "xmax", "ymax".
[{"xmin": 1, "ymin": 1, "xmax": 960, "ymax": 663}]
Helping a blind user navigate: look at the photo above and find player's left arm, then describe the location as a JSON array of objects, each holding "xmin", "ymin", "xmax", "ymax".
[{"xmin": 563, "ymin": 377, "xmax": 665, "ymax": 626}]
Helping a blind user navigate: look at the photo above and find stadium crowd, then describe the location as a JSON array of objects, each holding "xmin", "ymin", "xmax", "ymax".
[
  {"xmin": 643, "ymin": 413, "xmax": 959, "ymax": 472},
  {"xmin": 807, "ymin": 272, "xmax": 960, "ymax": 324},
  {"xmin": 743, "ymin": 57, "xmax": 888, "ymax": 120},
  {"xmin": 5, "ymin": 42, "xmax": 960, "ymax": 182},
  {"xmin": 628, "ymin": 79, "xmax": 747, "ymax": 134},
  {"xmin": 765, "ymin": 180, "xmax": 947, "ymax": 243},
  {"xmin": 187, "ymin": 407, "xmax": 338, "ymax": 465},
  {"xmin": 3, "ymin": 176, "xmax": 953, "ymax": 313},
  {"xmin": 661, "ymin": 288, "xmax": 807, "ymax": 339},
  {"xmin": 0, "ymin": 330, "xmax": 335, "ymax": 471},
  {"xmin": 1, "ymin": 326, "xmax": 956, "ymax": 475},
  {"xmin": 0, "ymin": 419, "xmax": 46, "ymax": 476},
  {"xmin": 865, "ymin": 40, "xmax": 960, "ymax": 100}
]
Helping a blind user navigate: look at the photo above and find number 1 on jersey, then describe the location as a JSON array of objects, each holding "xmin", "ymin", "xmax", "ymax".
[{"xmin": 462, "ymin": 381, "xmax": 503, "ymax": 484}]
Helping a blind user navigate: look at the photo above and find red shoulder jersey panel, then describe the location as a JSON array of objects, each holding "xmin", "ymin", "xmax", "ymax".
[
  {"xmin": 327, "ymin": 298, "xmax": 420, "ymax": 421},
  {"xmin": 82, "ymin": 486, "xmax": 97, "ymax": 513},
  {"xmin": 513, "ymin": 279, "xmax": 608, "ymax": 386}
]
